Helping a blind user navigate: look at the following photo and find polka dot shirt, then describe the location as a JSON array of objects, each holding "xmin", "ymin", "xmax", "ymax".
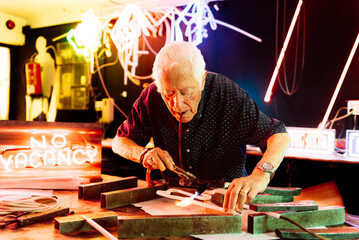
[{"xmin": 118, "ymin": 72, "xmax": 287, "ymax": 182}]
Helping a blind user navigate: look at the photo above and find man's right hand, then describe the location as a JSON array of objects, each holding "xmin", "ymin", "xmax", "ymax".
[{"xmin": 141, "ymin": 147, "xmax": 175, "ymax": 171}]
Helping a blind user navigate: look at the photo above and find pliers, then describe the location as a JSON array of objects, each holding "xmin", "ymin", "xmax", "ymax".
[{"xmin": 146, "ymin": 164, "xmax": 208, "ymax": 194}]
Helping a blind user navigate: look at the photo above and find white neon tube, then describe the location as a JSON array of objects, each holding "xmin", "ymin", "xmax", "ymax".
[
  {"xmin": 82, "ymin": 215, "xmax": 117, "ymax": 240},
  {"xmin": 214, "ymin": 19, "xmax": 262, "ymax": 43},
  {"xmin": 264, "ymin": 0, "xmax": 303, "ymax": 102},
  {"xmin": 156, "ymin": 189, "xmax": 229, "ymax": 213},
  {"xmin": 318, "ymin": 33, "xmax": 359, "ymax": 130}
]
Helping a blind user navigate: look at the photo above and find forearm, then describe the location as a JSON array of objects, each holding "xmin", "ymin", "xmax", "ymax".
[
  {"xmin": 254, "ymin": 132, "xmax": 291, "ymax": 172},
  {"xmin": 112, "ymin": 135, "xmax": 146, "ymax": 164}
]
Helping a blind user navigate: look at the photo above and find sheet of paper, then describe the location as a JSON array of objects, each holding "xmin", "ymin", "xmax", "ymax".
[{"xmin": 134, "ymin": 197, "xmax": 207, "ymax": 215}]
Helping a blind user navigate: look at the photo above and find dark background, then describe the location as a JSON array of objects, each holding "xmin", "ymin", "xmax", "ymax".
[
  {"xmin": 4, "ymin": 0, "xmax": 359, "ymax": 138},
  {"xmin": 2, "ymin": 0, "xmax": 359, "ymax": 213}
]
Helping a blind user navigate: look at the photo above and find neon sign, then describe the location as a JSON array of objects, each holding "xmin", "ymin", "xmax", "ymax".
[
  {"xmin": 0, "ymin": 120, "xmax": 102, "ymax": 183},
  {"xmin": 0, "ymin": 135, "xmax": 98, "ymax": 170},
  {"xmin": 287, "ymin": 127, "xmax": 335, "ymax": 155}
]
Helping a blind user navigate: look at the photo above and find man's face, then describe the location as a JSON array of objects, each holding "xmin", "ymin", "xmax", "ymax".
[{"xmin": 160, "ymin": 71, "xmax": 205, "ymax": 123}]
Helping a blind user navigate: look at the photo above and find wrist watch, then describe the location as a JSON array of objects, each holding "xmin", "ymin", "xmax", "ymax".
[{"xmin": 255, "ymin": 162, "xmax": 275, "ymax": 179}]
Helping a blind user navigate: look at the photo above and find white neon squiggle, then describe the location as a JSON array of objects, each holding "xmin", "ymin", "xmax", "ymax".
[
  {"xmin": 68, "ymin": 3, "xmax": 263, "ymax": 86},
  {"xmin": 175, "ymin": 0, "xmax": 217, "ymax": 46},
  {"xmin": 107, "ymin": 1, "xmax": 263, "ymax": 85},
  {"xmin": 110, "ymin": 5, "xmax": 162, "ymax": 85}
]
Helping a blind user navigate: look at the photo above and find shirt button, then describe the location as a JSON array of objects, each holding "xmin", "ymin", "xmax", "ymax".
[{"xmin": 186, "ymin": 149, "xmax": 190, "ymax": 153}]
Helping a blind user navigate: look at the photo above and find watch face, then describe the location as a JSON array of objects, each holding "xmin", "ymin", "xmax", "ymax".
[{"xmin": 260, "ymin": 163, "xmax": 274, "ymax": 172}]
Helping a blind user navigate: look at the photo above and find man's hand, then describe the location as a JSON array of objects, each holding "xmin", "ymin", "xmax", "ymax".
[
  {"xmin": 112, "ymin": 136, "xmax": 175, "ymax": 172},
  {"xmin": 141, "ymin": 147, "xmax": 175, "ymax": 171},
  {"xmin": 223, "ymin": 169, "xmax": 270, "ymax": 213}
]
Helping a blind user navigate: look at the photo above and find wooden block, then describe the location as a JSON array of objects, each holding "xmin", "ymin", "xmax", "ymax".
[
  {"xmin": 211, "ymin": 192, "xmax": 294, "ymax": 207},
  {"xmin": 117, "ymin": 214, "xmax": 241, "ymax": 238},
  {"xmin": 251, "ymin": 194, "xmax": 294, "ymax": 204},
  {"xmin": 275, "ymin": 226, "xmax": 359, "ymax": 239},
  {"xmin": 249, "ymin": 200, "xmax": 318, "ymax": 212},
  {"xmin": 18, "ymin": 207, "xmax": 70, "ymax": 227},
  {"xmin": 248, "ymin": 206, "xmax": 345, "ymax": 234},
  {"xmin": 101, "ymin": 183, "xmax": 168, "ymax": 209},
  {"xmin": 263, "ymin": 187, "xmax": 302, "ymax": 196},
  {"xmin": 78, "ymin": 175, "xmax": 137, "ymax": 200},
  {"xmin": 54, "ymin": 211, "xmax": 118, "ymax": 234}
]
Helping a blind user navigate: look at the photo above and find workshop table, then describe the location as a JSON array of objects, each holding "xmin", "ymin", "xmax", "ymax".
[{"xmin": 1, "ymin": 180, "xmax": 359, "ymax": 240}]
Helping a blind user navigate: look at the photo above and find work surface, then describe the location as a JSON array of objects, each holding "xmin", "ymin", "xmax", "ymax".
[{"xmin": 1, "ymin": 180, "xmax": 358, "ymax": 240}]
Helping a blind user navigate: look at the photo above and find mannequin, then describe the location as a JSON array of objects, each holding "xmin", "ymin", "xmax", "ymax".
[{"xmin": 26, "ymin": 36, "xmax": 57, "ymax": 121}]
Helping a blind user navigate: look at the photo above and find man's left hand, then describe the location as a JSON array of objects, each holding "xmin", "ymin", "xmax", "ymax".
[{"xmin": 223, "ymin": 169, "xmax": 270, "ymax": 214}]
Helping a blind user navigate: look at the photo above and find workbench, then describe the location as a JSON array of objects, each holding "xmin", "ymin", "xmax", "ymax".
[
  {"xmin": 1, "ymin": 179, "xmax": 359, "ymax": 240},
  {"xmin": 1, "ymin": 138, "xmax": 358, "ymax": 239}
]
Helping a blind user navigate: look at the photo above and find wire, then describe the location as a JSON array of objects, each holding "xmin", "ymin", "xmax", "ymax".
[
  {"xmin": 94, "ymin": 51, "xmax": 128, "ymax": 118},
  {"xmin": 326, "ymin": 112, "xmax": 353, "ymax": 129},
  {"xmin": 328, "ymin": 107, "xmax": 347, "ymax": 128},
  {"xmin": 178, "ymin": 113, "xmax": 183, "ymax": 169},
  {"xmin": 92, "ymin": 51, "xmax": 119, "ymax": 74},
  {"xmin": 0, "ymin": 196, "xmax": 59, "ymax": 215},
  {"xmin": 278, "ymin": 215, "xmax": 330, "ymax": 240},
  {"xmin": 326, "ymin": 107, "xmax": 354, "ymax": 129},
  {"xmin": 327, "ymin": 106, "xmax": 347, "ymax": 129},
  {"xmin": 353, "ymin": 114, "xmax": 357, "ymax": 130}
]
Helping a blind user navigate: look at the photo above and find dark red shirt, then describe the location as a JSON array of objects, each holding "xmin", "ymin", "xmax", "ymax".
[{"xmin": 118, "ymin": 72, "xmax": 287, "ymax": 181}]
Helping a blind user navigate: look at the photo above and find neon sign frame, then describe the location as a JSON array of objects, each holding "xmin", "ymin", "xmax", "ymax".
[{"xmin": 0, "ymin": 120, "xmax": 102, "ymax": 184}]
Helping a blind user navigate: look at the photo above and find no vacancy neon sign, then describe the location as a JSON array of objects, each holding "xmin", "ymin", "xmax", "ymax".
[{"xmin": 0, "ymin": 120, "xmax": 102, "ymax": 182}]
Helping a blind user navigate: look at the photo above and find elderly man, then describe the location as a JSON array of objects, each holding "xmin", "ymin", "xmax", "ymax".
[{"xmin": 112, "ymin": 41, "xmax": 290, "ymax": 213}]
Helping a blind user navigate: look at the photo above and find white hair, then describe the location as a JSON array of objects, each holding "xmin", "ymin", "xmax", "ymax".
[{"xmin": 152, "ymin": 41, "xmax": 206, "ymax": 91}]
